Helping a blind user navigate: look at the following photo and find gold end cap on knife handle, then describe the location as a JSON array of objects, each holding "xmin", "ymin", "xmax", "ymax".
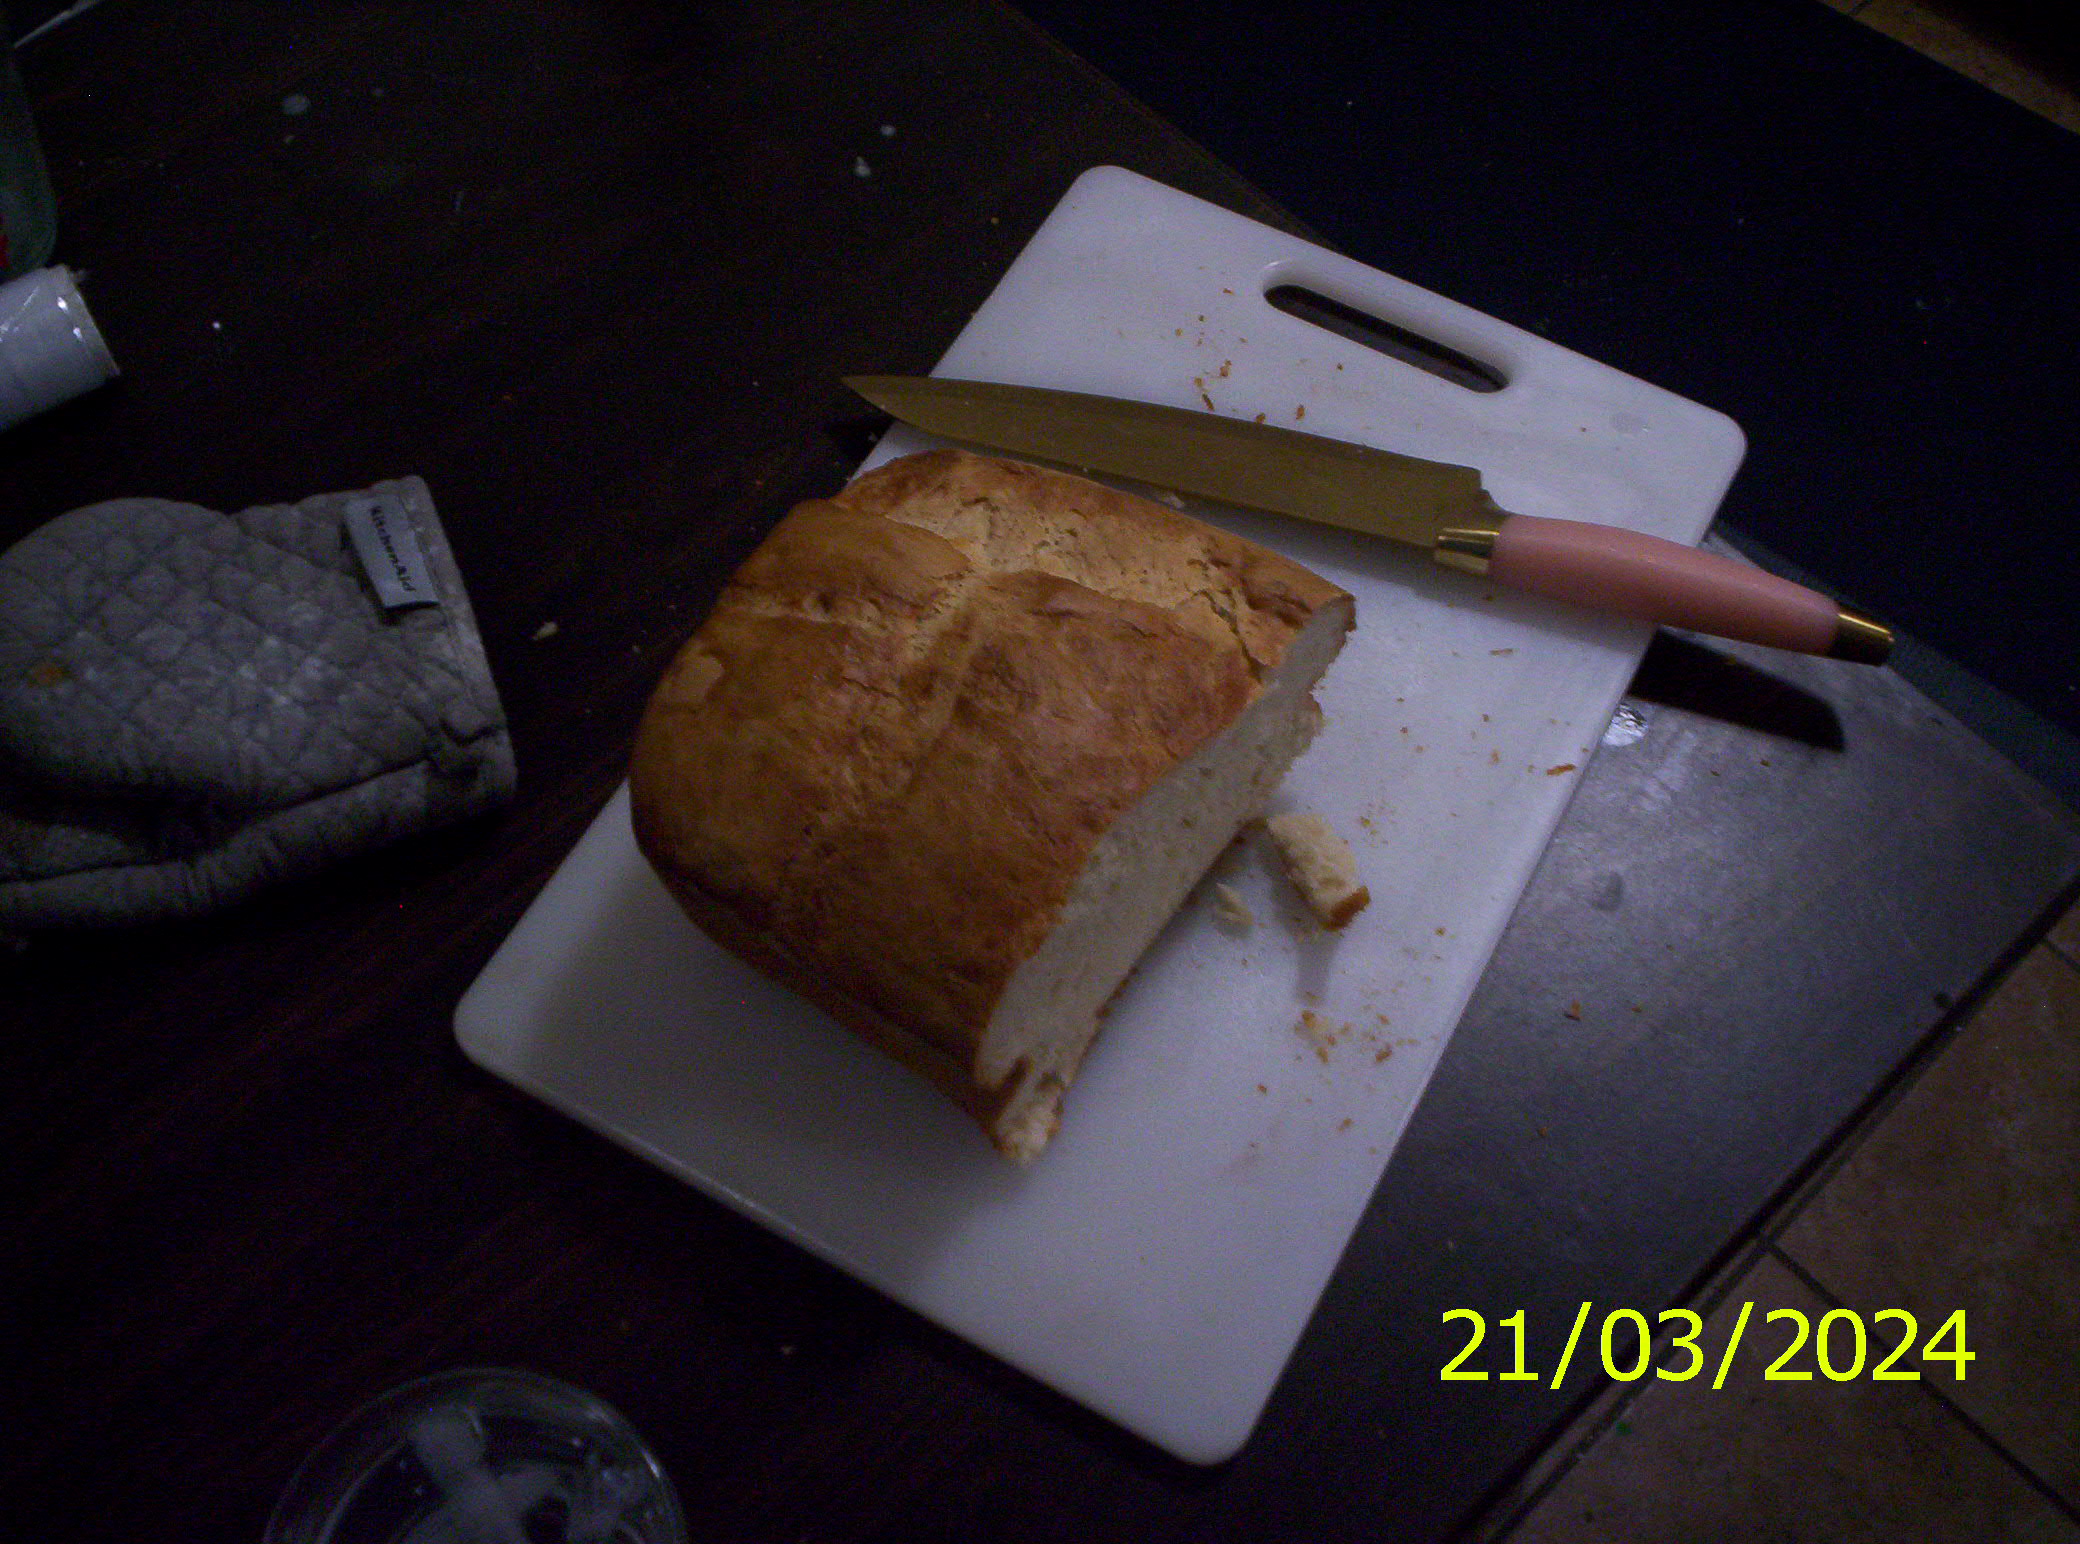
[{"xmin": 1829, "ymin": 604, "xmax": 1894, "ymax": 665}]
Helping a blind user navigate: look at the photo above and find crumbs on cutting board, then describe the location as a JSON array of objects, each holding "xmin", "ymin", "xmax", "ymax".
[
  {"xmin": 1297, "ymin": 1008, "xmax": 1421, "ymax": 1069},
  {"xmin": 1297, "ymin": 1010, "xmax": 1337, "ymax": 1062},
  {"xmin": 1211, "ymin": 882, "xmax": 1255, "ymax": 931}
]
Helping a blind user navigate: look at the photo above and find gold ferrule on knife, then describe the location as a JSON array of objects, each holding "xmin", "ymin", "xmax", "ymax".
[{"xmin": 1432, "ymin": 516, "xmax": 1506, "ymax": 577}]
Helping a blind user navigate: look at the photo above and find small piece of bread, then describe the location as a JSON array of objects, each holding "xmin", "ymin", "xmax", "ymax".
[
  {"xmin": 631, "ymin": 449, "xmax": 1354, "ymax": 1161},
  {"xmin": 1265, "ymin": 811, "xmax": 1371, "ymax": 929},
  {"xmin": 1211, "ymin": 882, "xmax": 1255, "ymax": 930}
]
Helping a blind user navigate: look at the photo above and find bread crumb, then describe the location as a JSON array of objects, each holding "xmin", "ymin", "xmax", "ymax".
[
  {"xmin": 1564, "ymin": 1000, "xmax": 1584, "ymax": 1020},
  {"xmin": 1211, "ymin": 882, "xmax": 1255, "ymax": 930},
  {"xmin": 531, "ymin": 620, "xmax": 560, "ymax": 640},
  {"xmin": 1219, "ymin": 360, "xmax": 1231, "ymax": 377},
  {"xmin": 1266, "ymin": 811, "xmax": 1371, "ymax": 928},
  {"xmin": 1338, "ymin": 1117, "xmax": 1353, "ymax": 1132},
  {"xmin": 1546, "ymin": 763, "xmax": 1578, "ymax": 776},
  {"xmin": 1200, "ymin": 390, "xmax": 1215, "ymax": 410},
  {"xmin": 1298, "ymin": 1009, "xmax": 1337, "ymax": 1062},
  {"xmin": 1154, "ymin": 487, "xmax": 1187, "ymax": 508},
  {"xmin": 1295, "ymin": 404, "xmax": 1307, "ymax": 421}
]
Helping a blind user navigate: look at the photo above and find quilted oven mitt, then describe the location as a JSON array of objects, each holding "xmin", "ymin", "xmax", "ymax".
[{"xmin": 0, "ymin": 477, "xmax": 516, "ymax": 928}]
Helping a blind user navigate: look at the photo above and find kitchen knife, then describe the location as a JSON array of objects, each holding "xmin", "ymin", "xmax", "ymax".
[{"xmin": 844, "ymin": 375, "xmax": 1892, "ymax": 664}]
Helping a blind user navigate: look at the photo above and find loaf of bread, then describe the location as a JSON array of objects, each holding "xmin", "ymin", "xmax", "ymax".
[{"xmin": 630, "ymin": 449, "xmax": 1354, "ymax": 1160}]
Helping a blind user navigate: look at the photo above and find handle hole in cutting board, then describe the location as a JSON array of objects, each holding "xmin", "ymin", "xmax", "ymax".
[{"xmin": 1264, "ymin": 283, "xmax": 1508, "ymax": 394}]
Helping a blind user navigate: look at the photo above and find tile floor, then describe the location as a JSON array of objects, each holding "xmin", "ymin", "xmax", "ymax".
[
  {"xmin": 1471, "ymin": 9, "xmax": 2080, "ymax": 1537},
  {"xmin": 1478, "ymin": 906, "xmax": 2080, "ymax": 1541}
]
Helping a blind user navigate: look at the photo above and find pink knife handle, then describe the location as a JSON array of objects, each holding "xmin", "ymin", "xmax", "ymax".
[{"xmin": 1488, "ymin": 514, "xmax": 1842, "ymax": 655}]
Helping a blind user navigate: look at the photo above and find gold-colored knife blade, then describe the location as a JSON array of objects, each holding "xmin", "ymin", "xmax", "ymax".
[
  {"xmin": 843, "ymin": 374, "xmax": 1891, "ymax": 664},
  {"xmin": 846, "ymin": 374, "xmax": 1493, "ymax": 547}
]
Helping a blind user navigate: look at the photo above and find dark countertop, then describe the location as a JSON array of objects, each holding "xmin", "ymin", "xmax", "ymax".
[
  {"xmin": 4, "ymin": 3, "xmax": 2076, "ymax": 1540},
  {"xmin": 1015, "ymin": 0, "xmax": 2080, "ymax": 810}
]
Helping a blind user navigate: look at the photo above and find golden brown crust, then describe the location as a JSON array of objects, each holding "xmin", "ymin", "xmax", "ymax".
[{"xmin": 630, "ymin": 449, "xmax": 1351, "ymax": 1147}]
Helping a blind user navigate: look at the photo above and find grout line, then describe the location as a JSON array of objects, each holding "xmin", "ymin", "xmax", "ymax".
[
  {"xmin": 1742, "ymin": 911, "xmax": 2074, "ymax": 1261},
  {"xmin": 1767, "ymin": 1246, "xmax": 2080, "ymax": 1527},
  {"xmin": 1469, "ymin": 922, "xmax": 2078, "ymax": 1543},
  {"xmin": 1448, "ymin": 1375, "xmax": 1651, "ymax": 1543},
  {"xmin": 1453, "ymin": 1236, "xmax": 1785, "ymax": 1542},
  {"xmin": 1765, "ymin": 1243, "xmax": 1862, "ymax": 1312}
]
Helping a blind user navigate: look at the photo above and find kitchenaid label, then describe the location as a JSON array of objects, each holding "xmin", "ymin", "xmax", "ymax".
[{"xmin": 345, "ymin": 493, "xmax": 439, "ymax": 609}]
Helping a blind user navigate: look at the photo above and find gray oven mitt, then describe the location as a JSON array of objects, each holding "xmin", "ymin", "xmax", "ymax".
[{"xmin": 0, "ymin": 477, "xmax": 516, "ymax": 928}]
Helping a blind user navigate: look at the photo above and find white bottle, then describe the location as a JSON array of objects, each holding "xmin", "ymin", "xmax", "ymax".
[{"xmin": 0, "ymin": 264, "xmax": 116, "ymax": 431}]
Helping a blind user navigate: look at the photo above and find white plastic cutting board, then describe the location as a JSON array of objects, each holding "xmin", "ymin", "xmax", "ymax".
[{"xmin": 456, "ymin": 167, "xmax": 1745, "ymax": 1463}]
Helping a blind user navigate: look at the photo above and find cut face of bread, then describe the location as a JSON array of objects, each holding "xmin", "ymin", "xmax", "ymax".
[
  {"xmin": 631, "ymin": 449, "xmax": 1354, "ymax": 1162},
  {"xmin": 978, "ymin": 600, "xmax": 1346, "ymax": 1158}
]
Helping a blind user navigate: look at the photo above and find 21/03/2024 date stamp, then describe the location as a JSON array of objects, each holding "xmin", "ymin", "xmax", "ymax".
[{"xmin": 1442, "ymin": 1303, "xmax": 1972, "ymax": 1391}]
